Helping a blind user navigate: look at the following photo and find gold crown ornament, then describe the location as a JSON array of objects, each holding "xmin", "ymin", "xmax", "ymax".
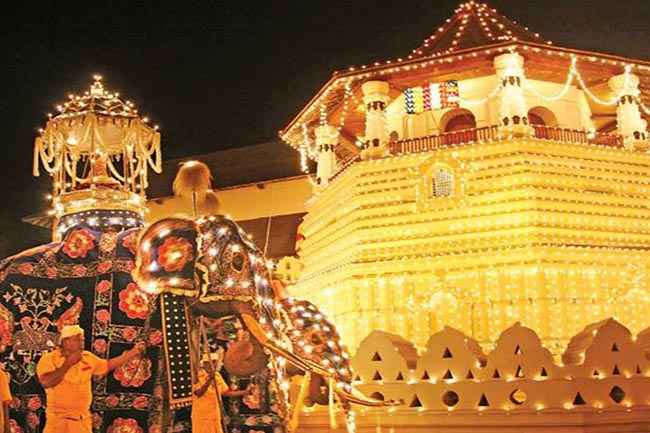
[{"xmin": 33, "ymin": 76, "xmax": 162, "ymax": 230}]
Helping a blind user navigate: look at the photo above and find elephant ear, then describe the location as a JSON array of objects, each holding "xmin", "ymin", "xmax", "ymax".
[{"xmin": 133, "ymin": 217, "xmax": 201, "ymax": 296}]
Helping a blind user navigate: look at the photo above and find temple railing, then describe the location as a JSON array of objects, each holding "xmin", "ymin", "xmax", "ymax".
[
  {"xmin": 530, "ymin": 125, "xmax": 624, "ymax": 148},
  {"xmin": 329, "ymin": 125, "xmax": 625, "ymax": 182},
  {"xmin": 389, "ymin": 125, "xmax": 624, "ymax": 155}
]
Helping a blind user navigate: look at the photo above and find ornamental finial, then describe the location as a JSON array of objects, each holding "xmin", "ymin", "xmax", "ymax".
[{"xmin": 90, "ymin": 74, "xmax": 104, "ymax": 96}]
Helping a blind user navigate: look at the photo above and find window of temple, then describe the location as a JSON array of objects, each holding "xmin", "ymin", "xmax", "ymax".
[
  {"xmin": 527, "ymin": 106, "xmax": 558, "ymax": 127},
  {"xmin": 528, "ymin": 113, "xmax": 545, "ymax": 126},
  {"xmin": 442, "ymin": 109, "xmax": 477, "ymax": 132},
  {"xmin": 432, "ymin": 168, "xmax": 454, "ymax": 197}
]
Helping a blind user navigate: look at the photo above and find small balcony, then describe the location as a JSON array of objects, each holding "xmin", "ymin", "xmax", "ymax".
[
  {"xmin": 329, "ymin": 125, "xmax": 624, "ymax": 183},
  {"xmin": 389, "ymin": 125, "xmax": 624, "ymax": 155}
]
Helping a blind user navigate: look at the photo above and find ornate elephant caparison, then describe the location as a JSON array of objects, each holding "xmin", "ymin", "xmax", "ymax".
[
  {"xmin": 0, "ymin": 218, "xmax": 164, "ymax": 433},
  {"xmin": 134, "ymin": 214, "xmax": 392, "ymax": 430}
]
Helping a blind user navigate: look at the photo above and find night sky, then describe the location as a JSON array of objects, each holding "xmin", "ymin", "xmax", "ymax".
[{"xmin": 0, "ymin": 0, "xmax": 648, "ymax": 256}]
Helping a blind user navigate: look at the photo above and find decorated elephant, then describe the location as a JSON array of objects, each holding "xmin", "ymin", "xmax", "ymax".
[
  {"xmin": 133, "ymin": 214, "xmax": 388, "ymax": 432},
  {"xmin": 0, "ymin": 76, "xmax": 387, "ymax": 433},
  {"xmin": 0, "ymin": 213, "xmax": 379, "ymax": 433}
]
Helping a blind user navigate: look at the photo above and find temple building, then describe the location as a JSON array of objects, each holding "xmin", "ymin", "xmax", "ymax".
[
  {"xmin": 17, "ymin": 2, "xmax": 650, "ymax": 431},
  {"xmin": 277, "ymin": 2, "xmax": 650, "ymax": 431},
  {"xmin": 280, "ymin": 1, "xmax": 650, "ymax": 355}
]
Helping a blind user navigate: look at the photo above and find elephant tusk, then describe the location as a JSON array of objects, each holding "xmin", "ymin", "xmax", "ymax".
[
  {"xmin": 335, "ymin": 387, "xmax": 402, "ymax": 407},
  {"xmin": 289, "ymin": 372, "xmax": 311, "ymax": 431}
]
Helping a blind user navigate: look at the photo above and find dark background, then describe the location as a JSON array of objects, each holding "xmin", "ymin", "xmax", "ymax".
[{"xmin": 0, "ymin": 0, "xmax": 648, "ymax": 256}]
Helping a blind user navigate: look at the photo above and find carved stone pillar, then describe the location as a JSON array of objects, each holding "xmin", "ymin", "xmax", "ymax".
[
  {"xmin": 314, "ymin": 124, "xmax": 339, "ymax": 189},
  {"xmin": 361, "ymin": 80, "xmax": 390, "ymax": 159},
  {"xmin": 608, "ymin": 73, "xmax": 648, "ymax": 150},
  {"xmin": 494, "ymin": 52, "xmax": 533, "ymax": 137}
]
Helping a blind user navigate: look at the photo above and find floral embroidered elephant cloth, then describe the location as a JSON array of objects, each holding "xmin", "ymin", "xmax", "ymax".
[{"xmin": 0, "ymin": 222, "xmax": 163, "ymax": 433}]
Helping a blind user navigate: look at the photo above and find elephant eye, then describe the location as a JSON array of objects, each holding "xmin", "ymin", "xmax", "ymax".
[{"xmin": 231, "ymin": 252, "xmax": 245, "ymax": 272}]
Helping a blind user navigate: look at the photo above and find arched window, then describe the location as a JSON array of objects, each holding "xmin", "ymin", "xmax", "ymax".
[
  {"xmin": 527, "ymin": 107, "xmax": 558, "ymax": 127},
  {"xmin": 432, "ymin": 168, "xmax": 454, "ymax": 197},
  {"xmin": 440, "ymin": 108, "xmax": 477, "ymax": 145},
  {"xmin": 528, "ymin": 113, "xmax": 546, "ymax": 126},
  {"xmin": 442, "ymin": 108, "xmax": 477, "ymax": 133}
]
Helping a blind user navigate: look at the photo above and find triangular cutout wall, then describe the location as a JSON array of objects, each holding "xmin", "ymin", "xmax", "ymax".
[
  {"xmin": 612, "ymin": 365, "xmax": 620, "ymax": 376},
  {"xmin": 372, "ymin": 371, "xmax": 383, "ymax": 381},
  {"xmin": 611, "ymin": 342, "xmax": 619, "ymax": 352},
  {"xmin": 515, "ymin": 365, "xmax": 524, "ymax": 378},
  {"xmin": 478, "ymin": 394, "xmax": 490, "ymax": 407},
  {"xmin": 540, "ymin": 367, "xmax": 548, "ymax": 377},
  {"xmin": 421, "ymin": 370, "xmax": 430, "ymax": 380},
  {"xmin": 396, "ymin": 372, "xmax": 404, "ymax": 381},
  {"xmin": 573, "ymin": 392, "xmax": 586, "ymax": 405},
  {"xmin": 372, "ymin": 352, "xmax": 382, "ymax": 361},
  {"xmin": 592, "ymin": 370, "xmax": 600, "ymax": 377},
  {"xmin": 492, "ymin": 369, "xmax": 500, "ymax": 379},
  {"xmin": 409, "ymin": 395, "xmax": 423, "ymax": 408},
  {"xmin": 443, "ymin": 369, "xmax": 454, "ymax": 380},
  {"xmin": 353, "ymin": 374, "xmax": 361, "ymax": 382},
  {"xmin": 636, "ymin": 365, "xmax": 642, "ymax": 375},
  {"xmin": 466, "ymin": 370, "xmax": 474, "ymax": 379},
  {"xmin": 514, "ymin": 345, "xmax": 523, "ymax": 355},
  {"xmin": 443, "ymin": 347, "xmax": 453, "ymax": 358}
]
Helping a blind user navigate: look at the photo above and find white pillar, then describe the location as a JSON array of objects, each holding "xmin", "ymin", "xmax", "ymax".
[
  {"xmin": 314, "ymin": 124, "xmax": 339, "ymax": 189},
  {"xmin": 494, "ymin": 52, "xmax": 533, "ymax": 137},
  {"xmin": 361, "ymin": 80, "xmax": 390, "ymax": 159},
  {"xmin": 608, "ymin": 73, "xmax": 648, "ymax": 149}
]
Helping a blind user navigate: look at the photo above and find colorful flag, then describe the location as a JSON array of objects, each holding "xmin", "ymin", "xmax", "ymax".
[{"xmin": 405, "ymin": 80, "xmax": 459, "ymax": 114}]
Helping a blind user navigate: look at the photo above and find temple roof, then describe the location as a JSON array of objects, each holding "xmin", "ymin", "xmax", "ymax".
[
  {"xmin": 280, "ymin": 2, "xmax": 650, "ymax": 153},
  {"xmin": 409, "ymin": 1, "xmax": 551, "ymax": 59}
]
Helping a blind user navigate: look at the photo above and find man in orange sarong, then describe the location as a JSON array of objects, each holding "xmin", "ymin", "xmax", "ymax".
[
  {"xmin": 192, "ymin": 352, "xmax": 251, "ymax": 433},
  {"xmin": 37, "ymin": 325, "xmax": 145, "ymax": 433}
]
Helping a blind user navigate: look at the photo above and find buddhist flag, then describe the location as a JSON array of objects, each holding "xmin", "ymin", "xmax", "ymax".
[{"xmin": 405, "ymin": 80, "xmax": 459, "ymax": 114}]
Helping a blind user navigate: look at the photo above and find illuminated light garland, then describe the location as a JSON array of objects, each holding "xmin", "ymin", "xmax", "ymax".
[
  {"xmin": 458, "ymin": 83, "xmax": 501, "ymax": 105},
  {"xmin": 573, "ymin": 64, "xmax": 633, "ymax": 106},
  {"xmin": 410, "ymin": 1, "xmax": 551, "ymax": 59},
  {"xmin": 521, "ymin": 57, "xmax": 576, "ymax": 102}
]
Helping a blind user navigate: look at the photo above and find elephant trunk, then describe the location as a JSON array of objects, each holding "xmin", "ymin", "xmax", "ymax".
[{"xmin": 231, "ymin": 303, "xmax": 399, "ymax": 408}]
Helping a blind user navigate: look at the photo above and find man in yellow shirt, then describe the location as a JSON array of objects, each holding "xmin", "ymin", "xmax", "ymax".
[
  {"xmin": 192, "ymin": 352, "xmax": 251, "ymax": 433},
  {"xmin": 37, "ymin": 325, "xmax": 144, "ymax": 433},
  {"xmin": 0, "ymin": 357, "xmax": 12, "ymax": 433}
]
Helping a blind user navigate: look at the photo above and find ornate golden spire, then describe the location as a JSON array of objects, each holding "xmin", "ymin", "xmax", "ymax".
[{"xmin": 33, "ymin": 75, "xmax": 162, "ymax": 231}]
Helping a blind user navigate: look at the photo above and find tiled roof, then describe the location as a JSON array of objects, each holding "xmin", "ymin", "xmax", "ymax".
[
  {"xmin": 147, "ymin": 141, "xmax": 308, "ymax": 199},
  {"xmin": 410, "ymin": 1, "xmax": 551, "ymax": 59}
]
